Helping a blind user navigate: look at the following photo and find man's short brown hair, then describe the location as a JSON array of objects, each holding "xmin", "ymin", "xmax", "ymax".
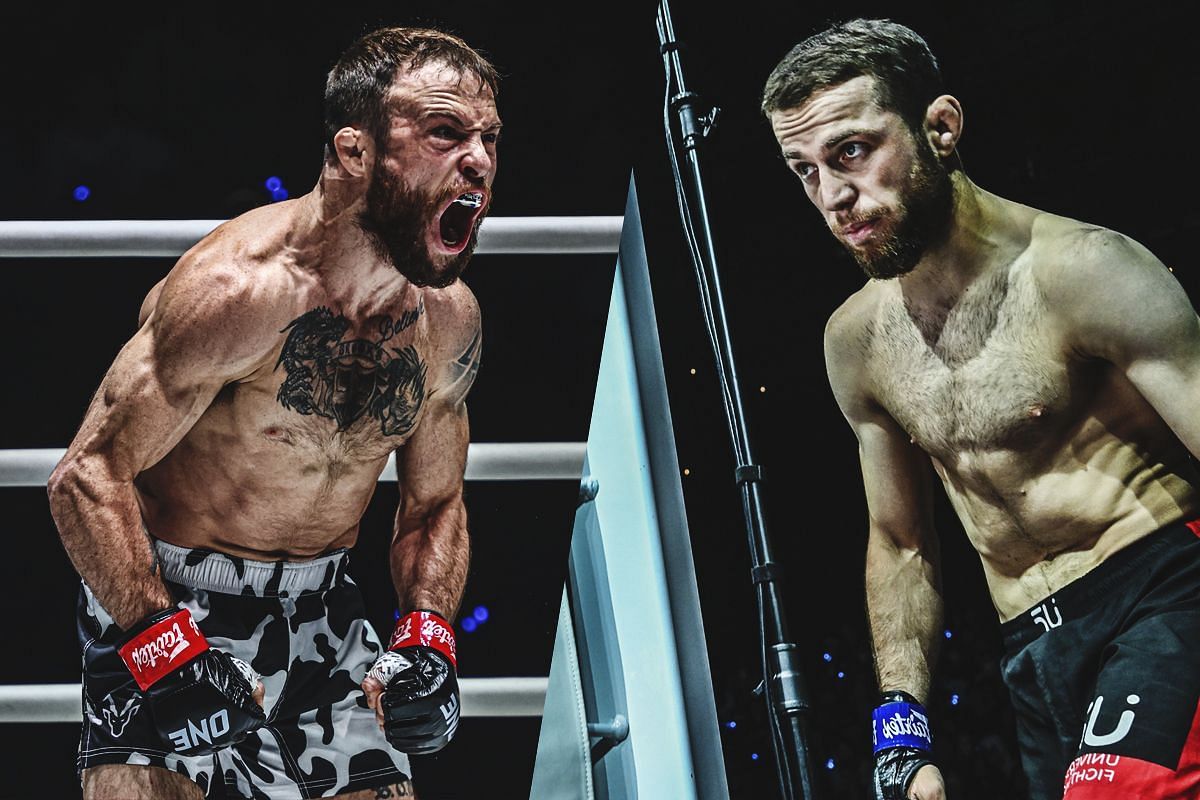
[
  {"xmin": 324, "ymin": 27, "xmax": 499, "ymax": 162},
  {"xmin": 762, "ymin": 19, "xmax": 944, "ymax": 132}
]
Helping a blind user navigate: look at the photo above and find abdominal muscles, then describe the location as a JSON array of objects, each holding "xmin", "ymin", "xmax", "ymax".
[
  {"xmin": 932, "ymin": 409, "xmax": 1200, "ymax": 620},
  {"xmin": 135, "ymin": 394, "xmax": 398, "ymax": 560}
]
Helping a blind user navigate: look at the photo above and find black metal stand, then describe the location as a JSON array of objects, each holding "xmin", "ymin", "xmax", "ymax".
[{"xmin": 655, "ymin": 4, "xmax": 816, "ymax": 799}]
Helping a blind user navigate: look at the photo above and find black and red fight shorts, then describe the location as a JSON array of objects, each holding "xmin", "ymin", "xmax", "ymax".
[{"xmin": 1000, "ymin": 517, "xmax": 1200, "ymax": 799}]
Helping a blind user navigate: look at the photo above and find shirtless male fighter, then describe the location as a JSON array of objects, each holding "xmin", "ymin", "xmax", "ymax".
[
  {"xmin": 764, "ymin": 19, "xmax": 1200, "ymax": 800},
  {"xmin": 47, "ymin": 27, "xmax": 498, "ymax": 799}
]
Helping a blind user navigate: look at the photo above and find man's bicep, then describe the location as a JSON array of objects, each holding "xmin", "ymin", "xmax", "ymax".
[
  {"xmin": 61, "ymin": 260, "xmax": 268, "ymax": 479},
  {"xmin": 855, "ymin": 414, "xmax": 936, "ymax": 550},
  {"xmin": 62, "ymin": 322, "xmax": 227, "ymax": 479},
  {"xmin": 1057, "ymin": 231, "xmax": 1200, "ymax": 455},
  {"xmin": 396, "ymin": 398, "xmax": 470, "ymax": 517}
]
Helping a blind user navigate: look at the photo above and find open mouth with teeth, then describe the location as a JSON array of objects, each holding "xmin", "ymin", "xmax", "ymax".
[{"xmin": 435, "ymin": 191, "xmax": 486, "ymax": 254}]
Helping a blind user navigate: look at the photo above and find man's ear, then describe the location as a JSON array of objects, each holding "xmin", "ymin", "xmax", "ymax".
[
  {"xmin": 924, "ymin": 95, "xmax": 963, "ymax": 158},
  {"xmin": 332, "ymin": 127, "xmax": 370, "ymax": 177}
]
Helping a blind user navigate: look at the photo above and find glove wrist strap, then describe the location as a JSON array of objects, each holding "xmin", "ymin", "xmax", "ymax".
[
  {"xmin": 117, "ymin": 608, "xmax": 209, "ymax": 691},
  {"xmin": 390, "ymin": 610, "xmax": 457, "ymax": 669},
  {"xmin": 872, "ymin": 693, "xmax": 933, "ymax": 754}
]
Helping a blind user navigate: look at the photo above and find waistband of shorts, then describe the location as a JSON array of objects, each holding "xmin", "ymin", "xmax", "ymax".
[
  {"xmin": 153, "ymin": 539, "xmax": 351, "ymax": 596},
  {"xmin": 1000, "ymin": 517, "xmax": 1200, "ymax": 644}
]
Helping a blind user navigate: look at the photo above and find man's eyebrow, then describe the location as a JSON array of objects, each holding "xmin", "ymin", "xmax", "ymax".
[
  {"xmin": 822, "ymin": 128, "xmax": 877, "ymax": 151},
  {"xmin": 780, "ymin": 128, "xmax": 879, "ymax": 161},
  {"xmin": 419, "ymin": 111, "xmax": 503, "ymax": 131}
]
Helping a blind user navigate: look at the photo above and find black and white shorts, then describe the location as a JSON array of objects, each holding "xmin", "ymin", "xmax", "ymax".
[{"xmin": 77, "ymin": 540, "xmax": 411, "ymax": 798}]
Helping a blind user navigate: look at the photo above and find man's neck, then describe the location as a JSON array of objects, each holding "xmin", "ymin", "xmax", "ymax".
[
  {"xmin": 287, "ymin": 166, "xmax": 413, "ymax": 310},
  {"xmin": 898, "ymin": 174, "xmax": 1022, "ymax": 303}
]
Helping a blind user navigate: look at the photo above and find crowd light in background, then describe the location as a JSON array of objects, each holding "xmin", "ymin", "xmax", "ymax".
[
  {"xmin": 265, "ymin": 176, "xmax": 289, "ymax": 202},
  {"xmin": 461, "ymin": 604, "xmax": 491, "ymax": 634},
  {"xmin": 73, "ymin": 185, "xmax": 90, "ymax": 202}
]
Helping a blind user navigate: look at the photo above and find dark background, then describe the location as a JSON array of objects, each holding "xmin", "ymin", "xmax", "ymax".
[{"xmin": 1, "ymin": 1, "xmax": 1197, "ymax": 798}]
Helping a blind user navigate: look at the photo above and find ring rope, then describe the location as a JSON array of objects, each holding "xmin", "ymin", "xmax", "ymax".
[{"xmin": 0, "ymin": 217, "xmax": 623, "ymax": 258}]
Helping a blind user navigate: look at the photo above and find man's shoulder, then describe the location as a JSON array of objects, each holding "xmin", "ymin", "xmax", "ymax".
[
  {"xmin": 823, "ymin": 281, "xmax": 886, "ymax": 411},
  {"xmin": 162, "ymin": 203, "xmax": 300, "ymax": 311},
  {"xmin": 824, "ymin": 280, "xmax": 882, "ymax": 351},
  {"xmin": 422, "ymin": 281, "xmax": 481, "ymax": 345},
  {"xmin": 1027, "ymin": 212, "xmax": 1155, "ymax": 287},
  {"xmin": 146, "ymin": 203, "xmax": 303, "ymax": 363},
  {"xmin": 184, "ymin": 201, "xmax": 298, "ymax": 275}
]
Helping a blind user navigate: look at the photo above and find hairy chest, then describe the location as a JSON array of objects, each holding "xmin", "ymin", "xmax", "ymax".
[{"xmin": 868, "ymin": 266, "xmax": 1075, "ymax": 456}]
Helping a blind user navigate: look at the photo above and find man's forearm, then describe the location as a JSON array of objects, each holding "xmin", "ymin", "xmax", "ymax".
[
  {"xmin": 391, "ymin": 498, "xmax": 470, "ymax": 618},
  {"xmin": 865, "ymin": 530, "xmax": 943, "ymax": 703},
  {"xmin": 47, "ymin": 458, "xmax": 173, "ymax": 629}
]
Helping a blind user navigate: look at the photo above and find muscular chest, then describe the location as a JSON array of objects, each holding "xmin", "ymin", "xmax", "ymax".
[
  {"xmin": 222, "ymin": 301, "xmax": 433, "ymax": 459},
  {"xmin": 869, "ymin": 265, "xmax": 1072, "ymax": 455}
]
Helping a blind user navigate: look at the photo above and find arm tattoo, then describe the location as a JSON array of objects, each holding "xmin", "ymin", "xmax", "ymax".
[{"xmin": 444, "ymin": 326, "xmax": 482, "ymax": 402}]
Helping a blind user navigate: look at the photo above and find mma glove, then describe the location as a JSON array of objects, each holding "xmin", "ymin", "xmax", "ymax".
[
  {"xmin": 366, "ymin": 609, "xmax": 460, "ymax": 754},
  {"xmin": 872, "ymin": 690, "xmax": 935, "ymax": 800},
  {"xmin": 116, "ymin": 607, "xmax": 264, "ymax": 756}
]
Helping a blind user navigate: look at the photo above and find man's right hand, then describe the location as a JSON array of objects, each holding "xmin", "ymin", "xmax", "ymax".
[
  {"xmin": 876, "ymin": 752, "xmax": 947, "ymax": 799},
  {"xmin": 116, "ymin": 607, "xmax": 265, "ymax": 755},
  {"xmin": 872, "ymin": 691, "xmax": 945, "ymax": 799},
  {"xmin": 906, "ymin": 763, "xmax": 947, "ymax": 799}
]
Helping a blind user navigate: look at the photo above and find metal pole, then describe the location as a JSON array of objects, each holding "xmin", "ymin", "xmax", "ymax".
[{"xmin": 656, "ymin": 4, "xmax": 817, "ymax": 798}]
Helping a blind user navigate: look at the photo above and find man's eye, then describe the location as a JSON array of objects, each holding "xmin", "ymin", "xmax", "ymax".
[
  {"xmin": 793, "ymin": 163, "xmax": 816, "ymax": 182},
  {"xmin": 483, "ymin": 132, "xmax": 500, "ymax": 145},
  {"xmin": 842, "ymin": 142, "xmax": 867, "ymax": 159},
  {"xmin": 432, "ymin": 126, "xmax": 460, "ymax": 140}
]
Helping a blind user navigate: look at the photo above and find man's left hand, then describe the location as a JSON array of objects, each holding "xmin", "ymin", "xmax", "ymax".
[{"xmin": 363, "ymin": 610, "xmax": 460, "ymax": 754}]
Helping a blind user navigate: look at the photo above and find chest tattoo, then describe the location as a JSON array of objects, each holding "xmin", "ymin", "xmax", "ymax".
[{"xmin": 275, "ymin": 305, "xmax": 428, "ymax": 436}]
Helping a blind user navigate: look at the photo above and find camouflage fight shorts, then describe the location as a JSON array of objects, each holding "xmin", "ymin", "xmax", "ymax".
[{"xmin": 77, "ymin": 539, "xmax": 411, "ymax": 798}]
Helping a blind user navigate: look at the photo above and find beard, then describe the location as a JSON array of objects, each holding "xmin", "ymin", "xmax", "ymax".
[
  {"xmin": 837, "ymin": 141, "xmax": 954, "ymax": 280},
  {"xmin": 356, "ymin": 162, "xmax": 484, "ymax": 288}
]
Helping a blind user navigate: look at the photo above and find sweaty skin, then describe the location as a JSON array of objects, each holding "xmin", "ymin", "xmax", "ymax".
[
  {"xmin": 773, "ymin": 76, "xmax": 1200, "ymax": 799},
  {"xmin": 49, "ymin": 62, "xmax": 498, "ymax": 800}
]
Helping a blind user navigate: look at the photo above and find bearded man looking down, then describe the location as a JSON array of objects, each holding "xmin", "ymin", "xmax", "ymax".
[{"xmin": 766, "ymin": 18, "xmax": 1200, "ymax": 800}]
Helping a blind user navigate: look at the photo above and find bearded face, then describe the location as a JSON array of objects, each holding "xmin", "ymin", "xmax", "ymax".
[
  {"xmin": 357, "ymin": 157, "xmax": 488, "ymax": 289},
  {"xmin": 836, "ymin": 132, "xmax": 954, "ymax": 280}
]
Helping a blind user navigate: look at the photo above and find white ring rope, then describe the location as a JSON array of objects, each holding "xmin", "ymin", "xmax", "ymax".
[
  {"xmin": 0, "ymin": 217, "xmax": 623, "ymax": 258},
  {"xmin": 0, "ymin": 443, "xmax": 585, "ymax": 487},
  {"xmin": 0, "ymin": 677, "xmax": 549, "ymax": 722}
]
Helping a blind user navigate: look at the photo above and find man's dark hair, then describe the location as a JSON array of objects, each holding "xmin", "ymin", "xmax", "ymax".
[
  {"xmin": 324, "ymin": 27, "xmax": 499, "ymax": 163},
  {"xmin": 761, "ymin": 19, "xmax": 944, "ymax": 132}
]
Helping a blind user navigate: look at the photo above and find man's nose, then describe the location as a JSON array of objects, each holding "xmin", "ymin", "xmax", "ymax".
[
  {"xmin": 460, "ymin": 136, "xmax": 494, "ymax": 181},
  {"xmin": 819, "ymin": 171, "xmax": 856, "ymax": 212}
]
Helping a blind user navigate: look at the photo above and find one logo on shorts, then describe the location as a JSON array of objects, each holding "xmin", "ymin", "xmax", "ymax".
[
  {"xmin": 101, "ymin": 693, "xmax": 142, "ymax": 738},
  {"xmin": 1080, "ymin": 694, "xmax": 1141, "ymax": 748},
  {"xmin": 1031, "ymin": 598, "xmax": 1063, "ymax": 632}
]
